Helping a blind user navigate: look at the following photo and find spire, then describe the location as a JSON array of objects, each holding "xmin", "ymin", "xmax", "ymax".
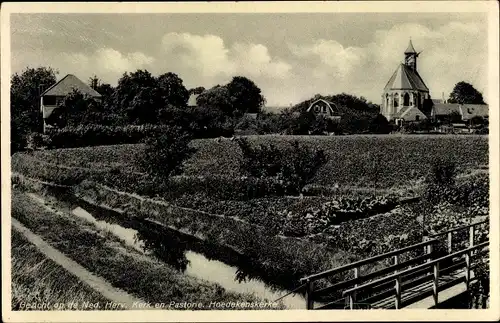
[{"xmin": 405, "ymin": 39, "xmax": 417, "ymax": 54}]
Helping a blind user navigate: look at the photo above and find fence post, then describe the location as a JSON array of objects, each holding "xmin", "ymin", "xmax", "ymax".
[
  {"xmin": 469, "ymin": 225, "xmax": 475, "ymax": 256},
  {"xmin": 447, "ymin": 231, "xmax": 453, "ymax": 254},
  {"xmin": 349, "ymin": 293, "xmax": 355, "ymax": 310},
  {"xmin": 395, "ymin": 276, "xmax": 402, "ymax": 309},
  {"xmin": 305, "ymin": 279, "xmax": 314, "ymax": 310},
  {"xmin": 465, "ymin": 250, "xmax": 471, "ymax": 291},
  {"xmin": 393, "ymin": 255, "xmax": 399, "ymax": 275},
  {"xmin": 433, "ymin": 262, "xmax": 440, "ymax": 307},
  {"xmin": 427, "ymin": 242, "xmax": 434, "ymax": 262}
]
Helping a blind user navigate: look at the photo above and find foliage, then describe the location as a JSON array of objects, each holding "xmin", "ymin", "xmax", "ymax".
[
  {"xmin": 226, "ymin": 76, "xmax": 265, "ymax": 116},
  {"xmin": 189, "ymin": 87, "xmax": 206, "ymax": 95},
  {"xmin": 45, "ymin": 89, "xmax": 104, "ymax": 127},
  {"xmin": 236, "ymin": 137, "xmax": 327, "ymax": 194},
  {"xmin": 448, "ymin": 81, "xmax": 486, "ymax": 104},
  {"xmin": 279, "ymin": 194, "xmax": 399, "ymax": 237},
  {"xmin": 43, "ymin": 124, "xmax": 169, "ymax": 149},
  {"xmin": 369, "ymin": 114, "xmax": 392, "ymax": 134},
  {"xmin": 138, "ymin": 127, "xmax": 197, "ymax": 180},
  {"xmin": 10, "ymin": 67, "xmax": 58, "ymax": 152},
  {"xmin": 113, "ymin": 70, "xmax": 189, "ymax": 124},
  {"xmin": 424, "ymin": 158, "xmax": 457, "ymax": 204}
]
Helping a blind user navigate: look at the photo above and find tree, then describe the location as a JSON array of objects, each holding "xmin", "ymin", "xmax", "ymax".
[
  {"xmin": 189, "ymin": 87, "xmax": 206, "ymax": 95},
  {"xmin": 448, "ymin": 81, "xmax": 486, "ymax": 104},
  {"xmin": 113, "ymin": 70, "xmax": 159, "ymax": 119},
  {"xmin": 157, "ymin": 72, "xmax": 189, "ymax": 108},
  {"xmin": 10, "ymin": 66, "xmax": 58, "ymax": 152},
  {"xmin": 139, "ymin": 126, "xmax": 197, "ymax": 180},
  {"xmin": 88, "ymin": 75, "xmax": 100, "ymax": 90},
  {"xmin": 226, "ymin": 76, "xmax": 265, "ymax": 116},
  {"xmin": 47, "ymin": 89, "xmax": 103, "ymax": 127},
  {"xmin": 126, "ymin": 87, "xmax": 163, "ymax": 124},
  {"xmin": 369, "ymin": 114, "xmax": 392, "ymax": 134},
  {"xmin": 236, "ymin": 138, "xmax": 327, "ymax": 195},
  {"xmin": 196, "ymin": 85, "xmax": 233, "ymax": 116}
]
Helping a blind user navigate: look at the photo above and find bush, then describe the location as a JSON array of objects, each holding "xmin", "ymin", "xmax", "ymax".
[
  {"xmin": 45, "ymin": 124, "xmax": 169, "ymax": 149},
  {"xmin": 138, "ymin": 126, "xmax": 197, "ymax": 180},
  {"xmin": 26, "ymin": 132, "xmax": 51, "ymax": 150},
  {"xmin": 424, "ymin": 159, "xmax": 457, "ymax": 204},
  {"xmin": 236, "ymin": 138, "xmax": 327, "ymax": 194}
]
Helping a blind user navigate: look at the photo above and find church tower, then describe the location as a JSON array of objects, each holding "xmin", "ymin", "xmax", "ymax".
[
  {"xmin": 404, "ymin": 39, "xmax": 418, "ymax": 70},
  {"xmin": 381, "ymin": 39, "xmax": 430, "ymax": 122}
]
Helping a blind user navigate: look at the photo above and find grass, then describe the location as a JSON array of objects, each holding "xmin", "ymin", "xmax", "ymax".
[
  {"xmin": 20, "ymin": 134, "xmax": 488, "ymax": 189},
  {"xmin": 11, "ymin": 230, "xmax": 111, "ymax": 311},
  {"xmin": 11, "ymin": 189, "xmax": 266, "ymax": 309}
]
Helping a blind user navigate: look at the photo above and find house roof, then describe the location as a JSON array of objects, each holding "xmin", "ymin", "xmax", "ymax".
[
  {"xmin": 384, "ymin": 64, "xmax": 429, "ymax": 92},
  {"xmin": 394, "ymin": 106, "xmax": 411, "ymax": 118},
  {"xmin": 461, "ymin": 104, "xmax": 488, "ymax": 119},
  {"xmin": 405, "ymin": 40, "xmax": 417, "ymax": 54},
  {"xmin": 432, "ymin": 103, "xmax": 461, "ymax": 115},
  {"xmin": 187, "ymin": 93, "xmax": 199, "ymax": 107},
  {"xmin": 306, "ymin": 99, "xmax": 340, "ymax": 115},
  {"xmin": 41, "ymin": 74, "xmax": 102, "ymax": 97}
]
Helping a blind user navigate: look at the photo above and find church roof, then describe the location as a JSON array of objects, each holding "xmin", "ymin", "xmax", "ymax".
[
  {"xmin": 41, "ymin": 74, "xmax": 102, "ymax": 97},
  {"xmin": 405, "ymin": 40, "xmax": 417, "ymax": 54},
  {"xmin": 384, "ymin": 64, "xmax": 429, "ymax": 92}
]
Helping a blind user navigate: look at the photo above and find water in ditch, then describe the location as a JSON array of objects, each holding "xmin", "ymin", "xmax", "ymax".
[{"xmin": 68, "ymin": 201, "xmax": 310, "ymax": 309}]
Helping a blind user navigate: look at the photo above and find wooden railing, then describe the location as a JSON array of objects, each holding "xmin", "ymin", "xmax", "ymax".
[
  {"xmin": 428, "ymin": 219, "xmax": 488, "ymax": 254},
  {"xmin": 299, "ymin": 239, "xmax": 437, "ymax": 309},
  {"xmin": 300, "ymin": 220, "xmax": 489, "ymax": 310},
  {"xmin": 342, "ymin": 241, "xmax": 488, "ymax": 309}
]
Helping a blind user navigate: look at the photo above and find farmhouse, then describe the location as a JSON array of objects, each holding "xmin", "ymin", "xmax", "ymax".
[
  {"xmin": 381, "ymin": 40, "xmax": 430, "ymax": 124},
  {"xmin": 306, "ymin": 98, "xmax": 341, "ymax": 120},
  {"xmin": 40, "ymin": 74, "xmax": 101, "ymax": 133},
  {"xmin": 431, "ymin": 103, "xmax": 489, "ymax": 122}
]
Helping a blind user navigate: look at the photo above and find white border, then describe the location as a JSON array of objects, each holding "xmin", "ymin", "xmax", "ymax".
[{"xmin": 2, "ymin": 2, "xmax": 499, "ymax": 322}]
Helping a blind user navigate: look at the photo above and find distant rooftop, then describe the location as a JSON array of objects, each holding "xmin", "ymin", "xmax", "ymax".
[{"xmin": 41, "ymin": 74, "xmax": 101, "ymax": 97}]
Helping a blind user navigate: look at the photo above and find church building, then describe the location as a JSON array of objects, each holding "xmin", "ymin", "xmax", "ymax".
[{"xmin": 381, "ymin": 40, "xmax": 430, "ymax": 123}]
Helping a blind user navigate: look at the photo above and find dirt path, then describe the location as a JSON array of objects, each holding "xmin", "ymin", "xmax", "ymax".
[{"xmin": 11, "ymin": 218, "xmax": 146, "ymax": 310}]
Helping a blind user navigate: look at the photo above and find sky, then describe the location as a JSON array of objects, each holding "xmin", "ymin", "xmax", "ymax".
[{"xmin": 10, "ymin": 12, "xmax": 488, "ymax": 108}]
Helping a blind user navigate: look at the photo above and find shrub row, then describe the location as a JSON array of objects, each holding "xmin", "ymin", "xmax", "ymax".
[{"xmin": 36, "ymin": 124, "xmax": 172, "ymax": 149}]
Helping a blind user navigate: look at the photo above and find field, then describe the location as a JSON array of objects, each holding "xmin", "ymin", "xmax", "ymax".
[
  {"xmin": 23, "ymin": 134, "xmax": 488, "ymax": 189},
  {"xmin": 11, "ymin": 134, "xmax": 490, "ymax": 308}
]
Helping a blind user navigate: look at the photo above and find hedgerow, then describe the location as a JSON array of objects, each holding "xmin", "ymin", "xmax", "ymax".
[{"xmin": 43, "ymin": 124, "xmax": 170, "ymax": 149}]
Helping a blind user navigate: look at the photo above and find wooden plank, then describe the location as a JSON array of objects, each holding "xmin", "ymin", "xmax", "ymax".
[{"xmin": 374, "ymin": 272, "xmax": 465, "ymax": 309}]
